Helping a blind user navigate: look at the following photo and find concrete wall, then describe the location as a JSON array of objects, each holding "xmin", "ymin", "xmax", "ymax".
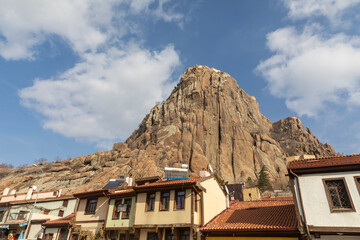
[
  {"xmin": 134, "ymin": 189, "xmax": 192, "ymax": 225},
  {"xmin": 76, "ymin": 196, "xmax": 108, "ymax": 222},
  {"xmin": 298, "ymin": 171, "xmax": 360, "ymax": 227},
  {"xmin": 243, "ymin": 188, "xmax": 261, "ymax": 201},
  {"xmin": 44, "ymin": 227, "xmax": 60, "ymax": 240},
  {"xmin": 200, "ymin": 178, "xmax": 227, "ymax": 225},
  {"xmin": 75, "ymin": 196, "xmax": 108, "ymax": 235},
  {"xmin": 28, "ymin": 223, "xmax": 44, "ymax": 240},
  {"xmin": 7, "ymin": 198, "xmax": 76, "ymax": 222},
  {"xmin": 0, "ymin": 206, "xmax": 9, "ymax": 224},
  {"xmin": 105, "ymin": 197, "xmax": 136, "ymax": 229}
]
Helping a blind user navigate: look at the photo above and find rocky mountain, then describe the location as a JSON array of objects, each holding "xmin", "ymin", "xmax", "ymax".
[{"xmin": 0, "ymin": 65, "xmax": 336, "ymax": 194}]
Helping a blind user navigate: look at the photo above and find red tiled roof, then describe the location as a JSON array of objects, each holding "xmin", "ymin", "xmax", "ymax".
[
  {"xmin": 134, "ymin": 176, "xmax": 206, "ymax": 190},
  {"xmin": 42, "ymin": 213, "xmax": 75, "ymax": 227},
  {"xmin": 261, "ymin": 197, "xmax": 294, "ymax": 201},
  {"xmin": 201, "ymin": 200, "xmax": 298, "ymax": 232},
  {"xmin": 287, "ymin": 154, "xmax": 360, "ymax": 170},
  {"xmin": 108, "ymin": 189, "xmax": 136, "ymax": 197}
]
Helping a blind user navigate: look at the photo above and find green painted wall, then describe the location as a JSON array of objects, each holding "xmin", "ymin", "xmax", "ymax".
[
  {"xmin": 0, "ymin": 206, "xmax": 9, "ymax": 224},
  {"xmin": 105, "ymin": 197, "xmax": 135, "ymax": 229}
]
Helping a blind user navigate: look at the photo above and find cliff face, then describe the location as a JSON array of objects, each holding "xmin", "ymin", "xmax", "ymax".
[{"xmin": 0, "ymin": 65, "xmax": 337, "ymax": 194}]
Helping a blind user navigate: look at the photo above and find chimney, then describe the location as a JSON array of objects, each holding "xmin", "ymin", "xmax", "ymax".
[
  {"xmin": 9, "ymin": 189, "xmax": 16, "ymax": 195},
  {"xmin": 2, "ymin": 188, "xmax": 9, "ymax": 196},
  {"xmin": 26, "ymin": 187, "xmax": 33, "ymax": 200},
  {"xmin": 126, "ymin": 177, "xmax": 133, "ymax": 186}
]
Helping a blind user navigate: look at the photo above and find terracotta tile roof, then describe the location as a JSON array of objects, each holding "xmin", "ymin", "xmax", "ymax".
[
  {"xmin": 261, "ymin": 197, "xmax": 294, "ymax": 201},
  {"xmin": 108, "ymin": 189, "xmax": 136, "ymax": 197},
  {"xmin": 42, "ymin": 213, "xmax": 75, "ymax": 227},
  {"xmin": 201, "ymin": 200, "xmax": 298, "ymax": 232},
  {"xmin": 287, "ymin": 154, "xmax": 360, "ymax": 170},
  {"xmin": 134, "ymin": 176, "xmax": 206, "ymax": 190}
]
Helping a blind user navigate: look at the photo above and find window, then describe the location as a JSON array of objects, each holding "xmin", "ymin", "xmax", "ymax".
[
  {"xmin": 63, "ymin": 199, "xmax": 69, "ymax": 207},
  {"xmin": 175, "ymin": 191, "xmax": 185, "ymax": 209},
  {"xmin": 44, "ymin": 209, "xmax": 50, "ymax": 215},
  {"xmin": 323, "ymin": 178, "xmax": 355, "ymax": 212},
  {"xmin": 59, "ymin": 228, "xmax": 69, "ymax": 240},
  {"xmin": 147, "ymin": 233, "xmax": 158, "ymax": 240},
  {"xmin": 146, "ymin": 193, "xmax": 155, "ymax": 211},
  {"xmin": 44, "ymin": 233, "xmax": 54, "ymax": 240},
  {"xmin": 122, "ymin": 198, "xmax": 132, "ymax": 219},
  {"xmin": 0, "ymin": 211, "xmax": 4, "ymax": 222},
  {"xmin": 85, "ymin": 199, "xmax": 98, "ymax": 214},
  {"xmin": 194, "ymin": 194, "xmax": 198, "ymax": 212},
  {"xmin": 160, "ymin": 192, "xmax": 170, "ymax": 211},
  {"xmin": 179, "ymin": 229, "xmax": 190, "ymax": 240},
  {"xmin": 355, "ymin": 176, "xmax": 360, "ymax": 193},
  {"xmin": 58, "ymin": 210, "xmax": 64, "ymax": 217},
  {"xmin": 120, "ymin": 234, "xmax": 127, "ymax": 240},
  {"xmin": 112, "ymin": 200, "xmax": 122, "ymax": 219},
  {"xmin": 17, "ymin": 211, "xmax": 28, "ymax": 220}
]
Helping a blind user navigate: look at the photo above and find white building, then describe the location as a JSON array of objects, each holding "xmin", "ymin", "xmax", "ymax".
[{"xmin": 288, "ymin": 154, "xmax": 360, "ymax": 240}]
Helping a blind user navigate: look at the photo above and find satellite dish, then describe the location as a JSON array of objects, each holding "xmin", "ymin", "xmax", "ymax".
[
  {"xmin": 208, "ymin": 164, "xmax": 214, "ymax": 173},
  {"xmin": 32, "ymin": 186, "xmax": 37, "ymax": 191}
]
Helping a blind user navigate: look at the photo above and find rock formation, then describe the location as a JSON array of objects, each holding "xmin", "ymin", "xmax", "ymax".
[{"xmin": 0, "ymin": 65, "xmax": 337, "ymax": 194}]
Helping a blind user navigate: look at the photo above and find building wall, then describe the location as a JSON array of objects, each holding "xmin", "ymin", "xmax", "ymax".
[
  {"xmin": 105, "ymin": 197, "xmax": 136, "ymax": 229},
  {"xmin": 206, "ymin": 237, "xmax": 299, "ymax": 240},
  {"xmin": 134, "ymin": 189, "xmax": 192, "ymax": 226},
  {"xmin": 27, "ymin": 223, "xmax": 44, "ymax": 240},
  {"xmin": 0, "ymin": 206, "xmax": 9, "ymax": 224},
  {"xmin": 75, "ymin": 196, "xmax": 108, "ymax": 235},
  {"xmin": 298, "ymin": 171, "xmax": 360, "ymax": 227},
  {"xmin": 44, "ymin": 227, "xmax": 60, "ymax": 240},
  {"xmin": 242, "ymin": 188, "xmax": 261, "ymax": 201},
  {"xmin": 76, "ymin": 196, "xmax": 108, "ymax": 222},
  {"xmin": 311, "ymin": 235, "xmax": 360, "ymax": 240},
  {"xmin": 200, "ymin": 178, "xmax": 227, "ymax": 225},
  {"xmin": 7, "ymin": 198, "xmax": 76, "ymax": 222}
]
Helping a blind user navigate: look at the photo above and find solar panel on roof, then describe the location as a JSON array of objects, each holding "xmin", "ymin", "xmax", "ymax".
[{"xmin": 102, "ymin": 179, "xmax": 125, "ymax": 189}]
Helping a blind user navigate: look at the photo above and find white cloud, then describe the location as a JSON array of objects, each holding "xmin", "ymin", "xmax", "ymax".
[
  {"xmin": 283, "ymin": 0, "xmax": 360, "ymax": 23},
  {"xmin": 0, "ymin": 0, "xmax": 185, "ymax": 146},
  {"xmin": 256, "ymin": 25, "xmax": 360, "ymax": 117},
  {"xmin": 19, "ymin": 44, "xmax": 180, "ymax": 144},
  {"xmin": 0, "ymin": 0, "xmax": 184, "ymax": 60}
]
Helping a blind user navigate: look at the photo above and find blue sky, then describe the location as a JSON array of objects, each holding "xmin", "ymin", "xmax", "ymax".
[{"xmin": 1, "ymin": 0, "xmax": 360, "ymax": 166}]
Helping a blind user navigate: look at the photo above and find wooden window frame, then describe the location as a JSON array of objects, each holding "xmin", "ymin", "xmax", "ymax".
[
  {"xmin": 159, "ymin": 192, "xmax": 170, "ymax": 211},
  {"xmin": 0, "ymin": 211, "xmax": 4, "ymax": 222},
  {"xmin": 322, "ymin": 177, "xmax": 355, "ymax": 213},
  {"xmin": 17, "ymin": 211, "xmax": 28, "ymax": 220},
  {"xmin": 84, "ymin": 198, "xmax": 98, "ymax": 215},
  {"xmin": 122, "ymin": 198, "xmax": 132, "ymax": 219},
  {"xmin": 62, "ymin": 199, "xmax": 69, "ymax": 207},
  {"xmin": 174, "ymin": 190, "xmax": 185, "ymax": 210},
  {"xmin": 146, "ymin": 193, "xmax": 155, "ymax": 212},
  {"xmin": 112, "ymin": 199, "xmax": 122, "ymax": 220},
  {"xmin": 354, "ymin": 176, "xmax": 360, "ymax": 194},
  {"xmin": 147, "ymin": 232, "xmax": 158, "ymax": 240},
  {"xmin": 58, "ymin": 210, "xmax": 64, "ymax": 217}
]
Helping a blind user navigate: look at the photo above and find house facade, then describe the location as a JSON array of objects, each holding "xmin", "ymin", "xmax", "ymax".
[
  {"xmin": 288, "ymin": 154, "xmax": 360, "ymax": 239},
  {"xmin": 72, "ymin": 189, "xmax": 109, "ymax": 239},
  {"xmin": 133, "ymin": 176, "xmax": 227, "ymax": 240},
  {"xmin": 104, "ymin": 189, "xmax": 136, "ymax": 240},
  {"xmin": 0, "ymin": 190, "xmax": 76, "ymax": 240}
]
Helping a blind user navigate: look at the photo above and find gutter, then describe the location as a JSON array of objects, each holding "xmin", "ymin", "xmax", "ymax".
[{"xmin": 289, "ymin": 169, "xmax": 311, "ymax": 240}]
